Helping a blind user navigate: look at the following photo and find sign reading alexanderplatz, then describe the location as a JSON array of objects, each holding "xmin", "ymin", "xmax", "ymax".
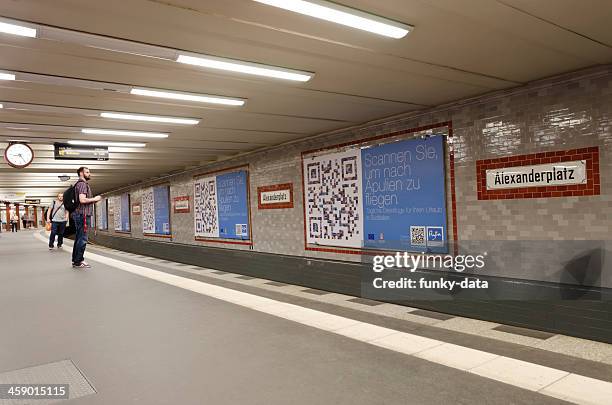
[
  {"xmin": 477, "ymin": 147, "xmax": 599, "ymax": 200},
  {"xmin": 257, "ymin": 183, "xmax": 294, "ymax": 209},
  {"xmin": 486, "ymin": 160, "xmax": 586, "ymax": 190}
]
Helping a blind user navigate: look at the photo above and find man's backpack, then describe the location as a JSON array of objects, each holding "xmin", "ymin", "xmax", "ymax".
[{"xmin": 63, "ymin": 180, "xmax": 84, "ymax": 213}]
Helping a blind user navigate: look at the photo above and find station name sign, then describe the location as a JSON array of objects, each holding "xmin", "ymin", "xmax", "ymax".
[
  {"xmin": 132, "ymin": 203, "xmax": 141, "ymax": 215},
  {"xmin": 486, "ymin": 160, "xmax": 586, "ymax": 190},
  {"xmin": 477, "ymin": 147, "xmax": 599, "ymax": 200},
  {"xmin": 54, "ymin": 143, "xmax": 109, "ymax": 161},
  {"xmin": 257, "ymin": 183, "xmax": 293, "ymax": 209},
  {"xmin": 173, "ymin": 196, "xmax": 190, "ymax": 213},
  {"xmin": 24, "ymin": 199, "xmax": 41, "ymax": 204}
]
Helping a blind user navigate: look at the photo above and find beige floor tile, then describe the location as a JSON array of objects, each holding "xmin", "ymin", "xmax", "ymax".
[
  {"xmin": 541, "ymin": 373, "xmax": 612, "ymax": 405},
  {"xmin": 415, "ymin": 343, "xmax": 499, "ymax": 370},
  {"xmin": 470, "ymin": 356, "xmax": 569, "ymax": 391},
  {"xmin": 370, "ymin": 332, "xmax": 443, "ymax": 355},
  {"xmin": 334, "ymin": 322, "xmax": 399, "ymax": 342}
]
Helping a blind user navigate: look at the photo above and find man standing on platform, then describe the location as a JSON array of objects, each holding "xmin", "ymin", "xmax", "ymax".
[{"xmin": 71, "ymin": 167, "xmax": 101, "ymax": 269}]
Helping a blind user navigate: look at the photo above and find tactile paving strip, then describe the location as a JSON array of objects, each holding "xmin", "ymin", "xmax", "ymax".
[{"xmin": 0, "ymin": 360, "xmax": 95, "ymax": 404}]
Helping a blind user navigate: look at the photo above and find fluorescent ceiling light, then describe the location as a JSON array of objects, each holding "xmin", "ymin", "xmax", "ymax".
[
  {"xmin": 253, "ymin": 0, "xmax": 412, "ymax": 39},
  {"xmin": 0, "ymin": 72, "xmax": 16, "ymax": 81},
  {"xmin": 176, "ymin": 54, "xmax": 313, "ymax": 82},
  {"xmin": 130, "ymin": 88, "xmax": 246, "ymax": 106},
  {"xmin": 100, "ymin": 112, "xmax": 199, "ymax": 125},
  {"xmin": 81, "ymin": 128, "xmax": 168, "ymax": 138},
  {"xmin": 68, "ymin": 140, "xmax": 146, "ymax": 148},
  {"xmin": 0, "ymin": 21, "xmax": 37, "ymax": 38},
  {"xmin": 0, "ymin": 104, "xmax": 3, "ymax": 109}
]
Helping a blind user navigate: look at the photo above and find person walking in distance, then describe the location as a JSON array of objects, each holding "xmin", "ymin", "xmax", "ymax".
[
  {"xmin": 10, "ymin": 210, "xmax": 18, "ymax": 232},
  {"xmin": 72, "ymin": 167, "xmax": 101, "ymax": 269},
  {"xmin": 47, "ymin": 193, "xmax": 69, "ymax": 250}
]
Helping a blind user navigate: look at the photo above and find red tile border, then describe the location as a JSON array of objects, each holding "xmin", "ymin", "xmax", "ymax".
[
  {"xmin": 193, "ymin": 164, "xmax": 249, "ymax": 179},
  {"xmin": 257, "ymin": 183, "xmax": 294, "ymax": 210},
  {"xmin": 144, "ymin": 233, "xmax": 173, "ymax": 239},
  {"xmin": 194, "ymin": 237, "xmax": 253, "ymax": 246},
  {"xmin": 300, "ymin": 122, "xmax": 458, "ymax": 256},
  {"xmin": 476, "ymin": 147, "xmax": 600, "ymax": 200},
  {"xmin": 448, "ymin": 122, "xmax": 459, "ymax": 256}
]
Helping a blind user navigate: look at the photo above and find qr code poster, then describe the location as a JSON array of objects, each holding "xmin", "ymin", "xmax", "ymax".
[
  {"xmin": 97, "ymin": 199, "xmax": 108, "ymax": 230},
  {"xmin": 142, "ymin": 188, "xmax": 155, "ymax": 234},
  {"xmin": 112, "ymin": 196, "xmax": 122, "ymax": 231},
  {"xmin": 304, "ymin": 149, "xmax": 364, "ymax": 248},
  {"xmin": 194, "ymin": 176, "xmax": 219, "ymax": 238}
]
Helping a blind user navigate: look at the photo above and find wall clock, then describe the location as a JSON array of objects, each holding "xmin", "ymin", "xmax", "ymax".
[{"xmin": 4, "ymin": 142, "xmax": 34, "ymax": 169}]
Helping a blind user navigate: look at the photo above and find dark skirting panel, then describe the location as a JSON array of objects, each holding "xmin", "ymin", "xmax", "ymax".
[{"xmin": 91, "ymin": 233, "xmax": 612, "ymax": 344}]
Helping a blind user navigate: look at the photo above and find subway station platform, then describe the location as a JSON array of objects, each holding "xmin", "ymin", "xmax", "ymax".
[
  {"xmin": 0, "ymin": 230, "xmax": 611, "ymax": 404},
  {"xmin": 1, "ymin": 2, "xmax": 612, "ymax": 403}
]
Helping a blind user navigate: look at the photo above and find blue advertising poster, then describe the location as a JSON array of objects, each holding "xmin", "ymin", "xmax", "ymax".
[
  {"xmin": 361, "ymin": 135, "xmax": 448, "ymax": 253},
  {"xmin": 216, "ymin": 171, "xmax": 249, "ymax": 239},
  {"xmin": 121, "ymin": 193, "xmax": 130, "ymax": 231},
  {"xmin": 153, "ymin": 186, "xmax": 171, "ymax": 235}
]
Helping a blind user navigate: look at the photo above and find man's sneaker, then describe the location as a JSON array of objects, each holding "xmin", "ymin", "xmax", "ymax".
[
  {"xmin": 49, "ymin": 247, "xmax": 54, "ymax": 250},
  {"xmin": 72, "ymin": 262, "xmax": 90, "ymax": 269},
  {"xmin": 57, "ymin": 245, "xmax": 63, "ymax": 249}
]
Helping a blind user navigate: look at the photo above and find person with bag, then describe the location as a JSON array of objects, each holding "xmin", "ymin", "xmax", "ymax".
[
  {"xmin": 67, "ymin": 167, "xmax": 101, "ymax": 269},
  {"xmin": 47, "ymin": 193, "xmax": 69, "ymax": 250},
  {"xmin": 10, "ymin": 211, "xmax": 18, "ymax": 232}
]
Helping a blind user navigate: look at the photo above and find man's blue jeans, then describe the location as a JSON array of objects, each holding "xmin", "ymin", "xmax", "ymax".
[
  {"xmin": 48, "ymin": 221, "xmax": 66, "ymax": 248},
  {"xmin": 71, "ymin": 214, "xmax": 91, "ymax": 265}
]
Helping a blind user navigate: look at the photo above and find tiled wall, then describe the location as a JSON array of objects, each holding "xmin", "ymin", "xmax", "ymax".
[{"xmin": 98, "ymin": 66, "xmax": 612, "ymax": 288}]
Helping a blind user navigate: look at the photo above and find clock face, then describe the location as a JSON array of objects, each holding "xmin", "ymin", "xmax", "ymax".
[{"xmin": 4, "ymin": 143, "xmax": 34, "ymax": 169}]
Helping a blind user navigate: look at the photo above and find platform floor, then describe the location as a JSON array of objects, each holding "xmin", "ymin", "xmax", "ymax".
[{"xmin": 1, "ymin": 230, "xmax": 611, "ymax": 404}]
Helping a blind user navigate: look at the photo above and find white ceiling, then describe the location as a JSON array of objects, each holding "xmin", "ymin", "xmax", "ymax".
[{"xmin": 0, "ymin": 0, "xmax": 611, "ymax": 204}]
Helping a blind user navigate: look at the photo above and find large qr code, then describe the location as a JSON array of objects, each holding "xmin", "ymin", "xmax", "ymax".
[
  {"xmin": 113, "ymin": 196, "xmax": 122, "ymax": 231},
  {"xmin": 305, "ymin": 149, "xmax": 362, "ymax": 248},
  {"xmin": 410, "ymin": 226, "xmax": 426, "ymax": 247},
  {"xmin": 142, "ymin": 189, "xmax": 155, "ymax": 234},
  {"xmin": 194, "ymin": 176, "xmax": 219, "ymax": 237}
]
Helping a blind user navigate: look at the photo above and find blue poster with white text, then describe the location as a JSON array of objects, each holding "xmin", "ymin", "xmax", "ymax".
[
  {"xmin": 121, "ymin": 193, "xmax": 130, "ymax": 231},
  {"xmin": 361, "ymin": 135, "xmax": 448, "ymax": 252},
  {"xmin": 153, "ymin": 186, "xmax": 170, "ymax": 235},
  {"xmin": 216, "ymin": 171, "xmax": 249, "ymax": 239}
]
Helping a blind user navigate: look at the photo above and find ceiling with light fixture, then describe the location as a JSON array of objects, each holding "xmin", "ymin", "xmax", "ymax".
[{"xmin": 0, "ymin": 0, "xmax": 611, "ymax": 205}]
